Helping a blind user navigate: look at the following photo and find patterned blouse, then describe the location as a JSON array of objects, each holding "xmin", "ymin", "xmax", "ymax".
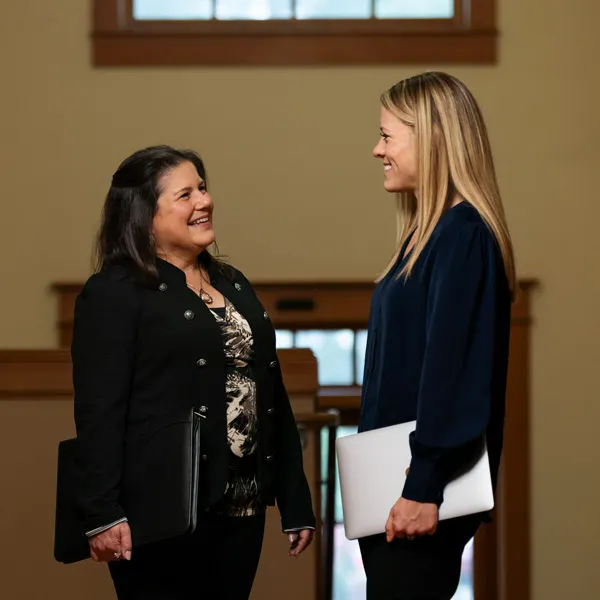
[{"xmin": 208, "ymin": 298, "xmax": 262, "ymax": 517}]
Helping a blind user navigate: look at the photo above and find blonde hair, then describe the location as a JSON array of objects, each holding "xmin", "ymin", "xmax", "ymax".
[{"xmin": 377, "ymin": 72, "xmax": 516, "ymax": 299}]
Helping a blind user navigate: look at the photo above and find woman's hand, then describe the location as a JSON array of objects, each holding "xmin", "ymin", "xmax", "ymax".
[
  {"xmin": 385, "ymin": 497, "xmax": 438, "ymax": 542},
  {"xmin": 88, "ymin": 522, "xmax": 133, "ymax": 562},
  {"xmin": 287, "ymin": 529, "xmax": 314, "ymax": 558}
]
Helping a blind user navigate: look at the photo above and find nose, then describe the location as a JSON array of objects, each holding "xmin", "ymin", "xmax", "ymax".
[
  {"xmin": 373, "ymin": 138, "xmax": 385, "ymax": 159},
  {"xmin": 193, "ymin": 190, "xmax": 213, "ymax": 210}
]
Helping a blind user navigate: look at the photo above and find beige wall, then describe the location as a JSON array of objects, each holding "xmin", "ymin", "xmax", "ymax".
[{"xmin": 1, "ymin": 1, "xmax": 599, "ymax": 599}]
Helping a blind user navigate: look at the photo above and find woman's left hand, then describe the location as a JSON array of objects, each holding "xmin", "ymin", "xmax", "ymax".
[
  {"xmin": 385, "ymin": 497, "xmax": 438, "ymax": 542},
  {"xmin": 286, "ymin": 529, "xmax": 314, "ymax": 557}
]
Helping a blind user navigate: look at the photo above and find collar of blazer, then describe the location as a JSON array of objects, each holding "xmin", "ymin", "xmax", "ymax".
[
  {"xmin": 155, "ymin": 252, "xmax": 224, "ymax": 287},
  {"xmin": 154, "ymin": 254, "xmax": 247, "ymax": 309}
]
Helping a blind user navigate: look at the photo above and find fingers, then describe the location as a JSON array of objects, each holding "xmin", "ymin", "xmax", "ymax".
[
  {"xmin": 301, "ymin": 529, "xmax": 314, "ymax": 545},
  {"xmin": 289, "ymin": 537, "xmax": 306, "ymax": 557},
  {"xmin": 427, "ymin": 522, "xmax": 438, "ymax": 536},
  {"xmin": 89, "ymin": 540, "xmax": 121, "ymax": 563},
  {"xmin": 386, "ymin": 515, "xmax": 421, "ymax": 541},
  {"xmin": 385, "ymin": 513, "xmax": 396, "ymax": 543},
  {"xmin": 287, "ymin": 532, "xmax": 299, "ymax": 555},
  {"xmin": 88, "ymin": 523, "xmax": 133, "ymax": 563},
  {"xmin": 386, "ymin": 499, "xmax": 439, "ymax": 542},
  {"xmin": 291, "ymin": 541, "xmax": 307, "ymax": 557},
  {"xmin": 296, "ymin": 530, "xmax": 314, "ymax": 555},
  {"xmin": 119, "ymin": 524, "xmax": 133, "ymax": 561},
  {"xmin": 288, "ymin": 530, "xmax": 313, "ymax": 557}
]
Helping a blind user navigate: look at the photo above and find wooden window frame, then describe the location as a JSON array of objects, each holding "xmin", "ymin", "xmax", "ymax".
[{"xmin": 92, "ymin": 0, "xmax": 497, "ymax": 66}]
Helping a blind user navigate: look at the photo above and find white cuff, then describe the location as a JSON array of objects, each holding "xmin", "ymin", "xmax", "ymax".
[
  {"xmin": 85, "ymin": 517, "xmax": 128, "ymax": 538},
  {"xmin": 283, "ymin": 526, "xmax": 316, "ymax": 532}
]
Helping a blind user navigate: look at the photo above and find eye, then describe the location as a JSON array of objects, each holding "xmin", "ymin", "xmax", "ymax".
[
  {"xmin": 179, "ymin": 192, "xmax": 190, "ymax": 200},
  {"xmin": 380, "ymin": 132, "xmax": 389, "ymax": 143},
  {"xmin": 199, "ymin": 183, "xmax": 207, "ymax": 193}
]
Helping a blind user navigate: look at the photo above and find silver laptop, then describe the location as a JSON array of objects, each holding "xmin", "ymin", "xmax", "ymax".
[{"xmin": 336, "ymin": 420, "xmax": 494, "ymax": 540}]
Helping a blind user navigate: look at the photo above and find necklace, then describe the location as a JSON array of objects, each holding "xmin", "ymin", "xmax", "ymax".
[{"xmin": 186, "ymin": 273, "xmax": 214, "ymax": 304}]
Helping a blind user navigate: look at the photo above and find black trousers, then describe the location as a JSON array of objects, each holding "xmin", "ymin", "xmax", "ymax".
[
  {"xmin": 358, "ymin": 515, "xmax": 480, "ymax": 600},
  {"xmin": 108, "ymin": 511, "xmax": 266, "ymax": 600}
]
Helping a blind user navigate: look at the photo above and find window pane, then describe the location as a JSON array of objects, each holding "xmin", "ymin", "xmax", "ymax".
[
  {"xmin": 134, "ymin": 0, "xmax": 213, "ymax": 20},
  {"xmin": 295, "ymin": 330, "xmax": 354, "ymax": 386},
  {"xmin": 134, "ymin": 0, "xmax": 454, "ymax": 21},
  {"xmin": 275, "ymin": 329, "xmax": 294, "ymax": 349},
  {"xmin": 355, "ymin": 329, "xmax": 368, "ymax": 386},
  {"xmin": 296, "ymin": 0, "xmax": 371, "ymax": 19},
  {"xmin": 376, "ymin": 0, "xmax": 454, "ymax": 19},
  {"xmin": 217, "ymin": 0, "xmax": 292, "ymax": 20}
]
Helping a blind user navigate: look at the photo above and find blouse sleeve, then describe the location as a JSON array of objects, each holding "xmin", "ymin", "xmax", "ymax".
[
  {"xmin": 71, "ymin": 269, "xmax": 140, "ymax": 532},
  {"xmin": 401, "ymin": 222, "xmax": 507, "ymax": 505}
]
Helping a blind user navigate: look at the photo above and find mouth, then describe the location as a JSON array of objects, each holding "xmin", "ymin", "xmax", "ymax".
[
  {"xmin": 383, "ymin": 164, "xmax": 392, "ymax": 172},
  {"xmin": 188, "ymin": 216, "xmax": 210, "ymax": 227}
]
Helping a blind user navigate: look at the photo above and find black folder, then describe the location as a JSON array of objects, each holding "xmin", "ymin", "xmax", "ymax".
[{"xmin": 54, "ymin": 407, "xmax": 202, "ymax": 563}]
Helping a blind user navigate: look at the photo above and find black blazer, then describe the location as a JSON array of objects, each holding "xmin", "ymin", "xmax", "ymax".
[{"xmin": 71, "ymin": 255, "xmax": 315, "ymax": 534}]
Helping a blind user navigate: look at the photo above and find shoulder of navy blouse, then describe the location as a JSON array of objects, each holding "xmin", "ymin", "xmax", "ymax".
[
  {"xmin": 359, "ymin": 203, "xmax": 512, "ymax": 510},
  {"xmin": 71, "ymin": 255, "xmax": 316, "ymax": 537}
]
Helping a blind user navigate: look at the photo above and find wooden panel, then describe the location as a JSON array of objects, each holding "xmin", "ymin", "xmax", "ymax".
[
  {"xmin": 317, "ymin": 386, "xmax": 362, "ymax": 411},
  {"xmin": 0, "ymin": 350, "xmax": 72, "ymax": 396},
  {"xmin": 257, "ymin": 282, "xmax": 373, "ymax": 328},
  {"xmin": 470, "ymin": 0, "xmax": 496, "ymax": 29},
  {"xmin": 0, "ymin": 348, "xmax": 317, "ymax": 398},
  {"xmin": 92, "ymin": 33, "xmax": 496, "ymax": 67}
]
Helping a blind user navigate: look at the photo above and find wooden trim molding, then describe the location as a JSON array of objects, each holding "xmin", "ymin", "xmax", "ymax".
[
  {"xmin": 91, "ymin": 0, "xmax": 498, "ymax": 66},
  {"xmin": 0, "ymin": 350, "xmax": 72, "ymax": 396},
  {"xmin": 0, "ymin": 347, "xmax": 317, "ymax": 398}
]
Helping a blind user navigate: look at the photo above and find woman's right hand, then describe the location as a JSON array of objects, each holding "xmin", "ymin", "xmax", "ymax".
[{"xmin": 88, "ymin": 522, "xmax": 132, "ymax": 563}]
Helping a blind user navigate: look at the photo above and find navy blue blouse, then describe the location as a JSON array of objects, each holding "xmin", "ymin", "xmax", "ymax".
[{"xmin": 359, "ymin": 202, "xmax": 511, "ymax": 508}]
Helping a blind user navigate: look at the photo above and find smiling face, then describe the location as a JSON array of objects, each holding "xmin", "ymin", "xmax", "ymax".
[
  {"xmin": 152, "ymin": 160, "xmax": 215, "ymax": 259},
  {"xmin": 372, "ymin": 106, "xmax": 418, "ymax": 193}
]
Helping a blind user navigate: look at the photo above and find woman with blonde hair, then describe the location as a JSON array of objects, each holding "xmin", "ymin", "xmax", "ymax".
[{"xmin": 358, "ymin": 72, "xmax": 515, "ymax": 599}]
